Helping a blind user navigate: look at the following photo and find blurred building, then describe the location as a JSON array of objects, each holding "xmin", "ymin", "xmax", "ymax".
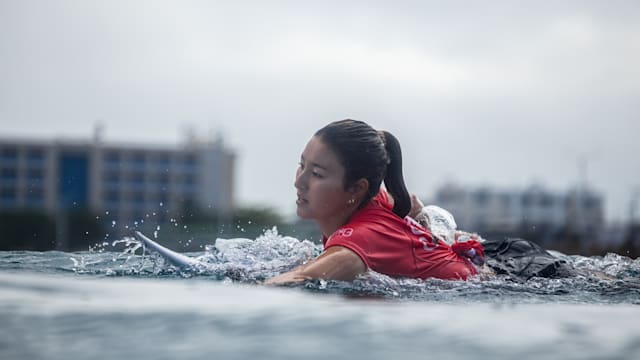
[
  {"xmin": 0, "ymin": 135, "xmax": 235, "ymax": 226},
  {"xmin": 433, "ymin": 182, "xmax": 604, "ymax": 246}
]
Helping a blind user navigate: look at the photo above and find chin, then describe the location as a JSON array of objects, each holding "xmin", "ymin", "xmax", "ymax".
[{"xmin": 296, "ymin": 206, "xmax": 313, "ymax": 220}]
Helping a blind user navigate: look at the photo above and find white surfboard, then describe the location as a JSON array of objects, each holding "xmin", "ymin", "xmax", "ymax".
[{"xmin": 134, "ymin": 231, "xmax": 203, "ymax": 268}]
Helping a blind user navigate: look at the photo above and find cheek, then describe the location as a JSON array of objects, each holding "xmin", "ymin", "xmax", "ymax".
[
  {"xmin": 314, "ymin": 178, "xmax": 339, "ymax": 193},
  {"xmin": 316, "ymin": 181, "xmax": 348, "ymax": 205}
]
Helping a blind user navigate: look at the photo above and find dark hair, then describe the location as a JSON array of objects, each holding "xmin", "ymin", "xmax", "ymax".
[{"xmin": 314, "ymin": 119, "xmax": 411, "ymax": 218}]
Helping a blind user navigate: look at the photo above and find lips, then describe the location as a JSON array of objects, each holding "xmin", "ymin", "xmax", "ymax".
[{"xmin": 296, "ymin": 193, "xmax": 308, "ymax": 205}]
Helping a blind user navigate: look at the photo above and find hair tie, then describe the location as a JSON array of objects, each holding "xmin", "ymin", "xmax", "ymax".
[
  {"xmin": 378, "ymin": 130, "xmax": 387, "ymax": 146},
  {"xmin": 377, "ymin": 131, "xmax": 391, "ymax": 164}
]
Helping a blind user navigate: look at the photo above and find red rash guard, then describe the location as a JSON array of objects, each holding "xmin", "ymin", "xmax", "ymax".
[{"xmin": 324, "ymin": 190, "xmax": 477, "ymax": 280}]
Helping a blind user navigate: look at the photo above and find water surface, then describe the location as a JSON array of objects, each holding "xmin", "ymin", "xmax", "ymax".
[{"xmin": 1, "ymin": 229, "xmax": 639, "ymax": 359}]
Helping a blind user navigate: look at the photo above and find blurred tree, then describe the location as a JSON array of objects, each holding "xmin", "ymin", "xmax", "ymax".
[
  {"xmin": 0, "ymin": 211, "xmax": 55, "ymax": 251},
  {"xmin": 232, "ymin": 207, "xmax": 284, "ymax": 227},
  {"xmin": 618, "ymin": 224, "xmax": 640, "ymax": 259},
  {"xmin": 66, "ymin": 210, "xmax": 105, "ymax": 251}
]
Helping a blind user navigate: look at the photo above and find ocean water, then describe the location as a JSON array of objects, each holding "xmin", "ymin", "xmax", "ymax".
[{"xmin": 1, "ymin": 228, "xmax": 639, "ymax": 360}]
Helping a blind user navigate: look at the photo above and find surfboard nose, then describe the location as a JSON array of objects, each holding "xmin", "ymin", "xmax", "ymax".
[{"xmin": 135, "ymin": 231, "xmax": 202, "ymax": 268}]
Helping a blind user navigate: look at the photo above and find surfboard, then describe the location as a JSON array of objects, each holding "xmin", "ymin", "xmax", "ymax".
[{"xmin": 134, "ymin": 231, "xmax": 203, "ymax": 268}]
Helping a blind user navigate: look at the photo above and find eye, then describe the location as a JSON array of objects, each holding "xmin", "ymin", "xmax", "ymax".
[
  {"xmin": 312, "ymin": 171, "xmax": 323, "ymax": 178},
  {"xmin": 298, "ymin": 161, "xmax": 304, "ymax": 170}
]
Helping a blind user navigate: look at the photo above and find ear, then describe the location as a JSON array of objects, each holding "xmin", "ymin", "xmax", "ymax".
[{"xmin": 349, "ymin": 179, "xmax": 369, "ymax": 201}]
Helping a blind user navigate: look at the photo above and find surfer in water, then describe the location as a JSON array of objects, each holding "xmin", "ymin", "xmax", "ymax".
[
  {"xmin": 265, "ymin": 119, "xmax": 485, "ymax": 285},
  {"xmin": 135, "ymin": 118, "xmax": 577, "ymax": 283}
]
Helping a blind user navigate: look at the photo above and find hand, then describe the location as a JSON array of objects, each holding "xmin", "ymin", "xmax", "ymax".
[
  {"xmin": 409, "ymin": 194, "xmax": 425, "ymax": 219},
  {"xmin": 264, "ymin": 271, "xmax": 310, "ymax": 285},
  {"xmin": 451, "ymin": 239, "xmax": 485, "ymax": 266},
  {"xmin": 454, "ymin": 231, "xmax": 481, "ymax": 242},
  {"xmin": 264, "ymin": 246, "xmax": 366, "ymax": 285}
]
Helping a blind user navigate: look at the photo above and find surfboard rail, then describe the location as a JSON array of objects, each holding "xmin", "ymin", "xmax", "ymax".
[{"xmin": 134, "ymin": 231, "xmax": 202, "ymax": 268}]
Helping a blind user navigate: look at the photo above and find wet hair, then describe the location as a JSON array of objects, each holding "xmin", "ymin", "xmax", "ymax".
[{"xmin": 314, "ymin": 119, "xmax": 411, "ymax": 218}]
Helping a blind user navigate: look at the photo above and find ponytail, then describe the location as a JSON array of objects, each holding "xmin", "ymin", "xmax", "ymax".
[{"xmin": 380, "ymin": 131, "xmax": 411, "ymax": 218}]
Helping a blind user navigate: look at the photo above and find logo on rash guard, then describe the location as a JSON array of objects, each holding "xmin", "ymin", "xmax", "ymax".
[
  {"xmin": 405, "ymin": 216, "xmax": 438, "ymax": 251},
  {"xmin": 337, "ymin": 228, "xmax": 354, "ymax": 237}
]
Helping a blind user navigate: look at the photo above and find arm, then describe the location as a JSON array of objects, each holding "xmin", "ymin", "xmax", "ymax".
[{"xmin": 264, "ymin": 246, "xmax": 367, "ymax": 285}]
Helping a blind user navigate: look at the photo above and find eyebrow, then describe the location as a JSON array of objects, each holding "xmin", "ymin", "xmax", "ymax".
[{"xmin": 300, "ymin": 155, "xmax": 328, "ymax": 170}]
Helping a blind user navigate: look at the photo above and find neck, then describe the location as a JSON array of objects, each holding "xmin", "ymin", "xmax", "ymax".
[
  {"xmin": 318, "ymin": 198, "xmax": 375, "ymax": 237},
  {"xmin": 317, "ymin": 207, "xmax": 359, "ymax": 238}
]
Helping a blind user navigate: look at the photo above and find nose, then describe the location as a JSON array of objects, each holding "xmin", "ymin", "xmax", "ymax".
[{"xmin": 294, "ymin": 166, "xmax": 306, "ymax": 190}]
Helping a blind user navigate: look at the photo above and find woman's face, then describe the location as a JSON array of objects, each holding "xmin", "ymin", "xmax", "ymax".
[{"xmin": 294, "ymin": 136, "xmax": 353, "ymax": 221}]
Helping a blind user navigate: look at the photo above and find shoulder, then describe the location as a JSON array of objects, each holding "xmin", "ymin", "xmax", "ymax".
[
  {"xmin": 326, "ymin": 224, "xmax": 368, "ymax": 246},
  {"xmin": 324, "ymin": 190, "xmax": 406, "ymax": 247},
  {"xmin": 374, "ymin": 189, "xmax": 394, "ymax": 210}
]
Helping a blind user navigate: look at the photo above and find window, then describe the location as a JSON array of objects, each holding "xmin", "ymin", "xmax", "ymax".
[
  {"xmin": 129, "ymin": 173, "xmax": 145, "ymax": 186},
  {"xmin": 105, "ymin": 190, "xmax": 119, "ymax": 201},
  {"xmin": 26, "ymin": 148, "xmax": 45, "ymax": 165},
  {"xmin": 436, "ymin": 190, "xmax": 462, "ymax": 204},
  {"xmin": 104, "ymin": 151, "xmax": 121, "ymax": 164},
  {"xmin": 0, "ymin": 148, "xmax": 18, "ymax": 161},
  {"xmin": 155, "ymin": 154, "xmax": 171, "ymax": 168},
  {"xmin": 540, "ymin": 194, "xmax": 554, "ymax": 207},
  {"xmin": 128, "ymin": 191, "xmax": 145, "ymax": 209},
  {"xmin": 26, "ymin": 188, "xmax": 44, "ymax": 207},
  {"xmin": 58, "ymin": 153, "xmax": 89, "ymax": 208},
  {"xmin": 583, "ymin": 197, "xmax": 600, "ymax": 210},
  {"xmin": 27, "ymin": 169, "xmax": 44, "ymax": 184},
  {"xmin": 131, "ymin": 153, "xmax": 146, "ymax": 166},
  {"xmin": 473, "ymin": 190, "xmax": 490, "ymax": 205},
  {"xmin": 104, "ymin": 190, "xmax": 120, "ymax": 206},
  {"xmin": 0, "ymin": 188, "xmax": 16, "ymax": 201},
  {"xmin": 184, "ymin": 174, "xmax": 196, "ymax": 186},
  {"xmin": 1, "ymin": 168, "xmax": 17, "ymax": 181},
  {"xmin": 184, "ymin": 154, "xmax": 196, "ymax": 166},
  {"xmin": 103, "ymin": 171, "xmax": 120, "ymax": 184},
  {"xmin": 181, "ymin": 153, "xmax": 197, "ymax": 172},
  {"xmin": 104, "ymin": 151, "xmax": 122, "ymax": 171},
  {"xmin": 133, "ymin": 192, "xmax": 145, "ymax": 203},
  {"xmin": 157, "ymin": 173, "xmax": 169, "ymax": 185}
]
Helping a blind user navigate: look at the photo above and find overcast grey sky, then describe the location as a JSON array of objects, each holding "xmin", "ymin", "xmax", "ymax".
[{"xmin": 1, "ymin": 1, "xmax": 639, "ymax": 222}]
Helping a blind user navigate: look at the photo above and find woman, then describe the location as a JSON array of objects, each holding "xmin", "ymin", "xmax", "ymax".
[{"xmin": 265, "ymin": 119, "xmax": 483, "ymax": 285}]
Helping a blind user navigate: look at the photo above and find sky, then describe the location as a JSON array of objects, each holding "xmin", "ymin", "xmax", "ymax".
[{"xmin": 1, "ymin": 0, "xmax": 639, "ymax": 222}]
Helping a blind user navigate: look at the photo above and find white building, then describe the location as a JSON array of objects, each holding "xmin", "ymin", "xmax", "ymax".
[{"xmin": 433, "ymin": 182, "xmax": 603, "ymax": 240}]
